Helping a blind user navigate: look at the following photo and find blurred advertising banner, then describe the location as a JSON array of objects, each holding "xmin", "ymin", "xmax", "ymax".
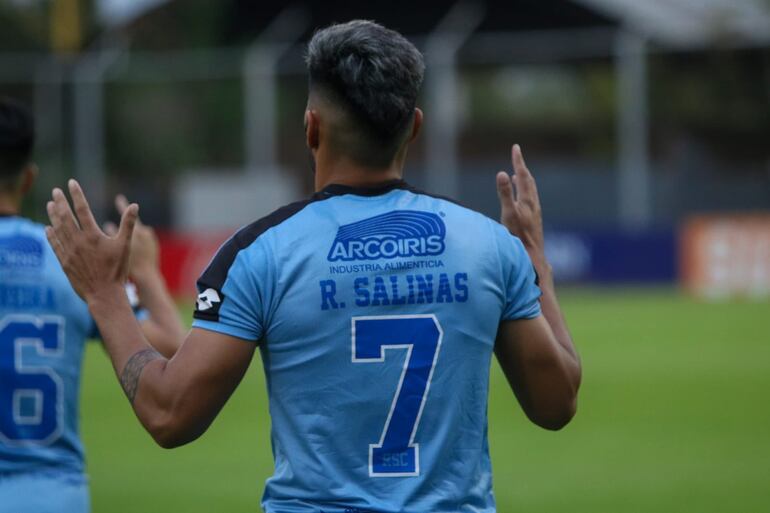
[
  {"xmin": 681, "ymin": 215, "xmax": 770, "ymax": 300},
  {"xmin": 545, "ymin": 230, "xmax": 677, "ymax": 284}
]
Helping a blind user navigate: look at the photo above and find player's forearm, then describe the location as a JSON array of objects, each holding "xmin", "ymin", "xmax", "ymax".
[
  {"xmin": 89, "ymin": 288, "xmax": 224, "ymax": 448},
  {"xmin": 88, "ymin": 285, "xmax": 158, "ymax": 373},
  {"xmin": 527, "ymin": 251, "xmax": 581, "ymax": 384},
  {"xmin": 87, "ymin": 286, "xmax": 185, "ymax": 445},
  {"xmin": 133, "ymin": 268, "xmax": 186, "ymax": 357}
]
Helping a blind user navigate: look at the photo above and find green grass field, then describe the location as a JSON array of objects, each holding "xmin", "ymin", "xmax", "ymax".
[{"xmin": 80, "ymin": 289, "xmax": 770, "ymax": 512}]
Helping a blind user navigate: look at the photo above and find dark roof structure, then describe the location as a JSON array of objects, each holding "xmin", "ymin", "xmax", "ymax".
[
  {"xmin": 123, "ymin": 0, "xmax": 616, "ymax": 50},
  {"xmin": 122, "ymin": 0, "xmax": 770, "ymax": 50}
]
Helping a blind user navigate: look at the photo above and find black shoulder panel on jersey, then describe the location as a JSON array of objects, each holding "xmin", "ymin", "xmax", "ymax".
[{"xmin": 193, "ymin": 197, "xmax": 319, "ymax": 321}]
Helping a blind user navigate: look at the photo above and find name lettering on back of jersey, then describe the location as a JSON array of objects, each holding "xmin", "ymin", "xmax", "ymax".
[
  {"xmin": 328, "ymin": 211, "xmax": 446, "ymax": 262},
  {"xmin": 319, "ymin": 273, "xmax": 468, "ymax": 311},
  {"xmin": 0, "ymin": 285, "xmax": 56, "ymax": 309}
]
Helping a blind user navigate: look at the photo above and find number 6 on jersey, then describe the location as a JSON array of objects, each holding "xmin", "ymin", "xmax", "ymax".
[{"xmin": 352, "ymin": 315, "xmax": 443, "ymax": 477}]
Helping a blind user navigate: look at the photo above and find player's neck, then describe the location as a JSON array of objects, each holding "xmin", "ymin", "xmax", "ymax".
[
  {"xmin": 314, "ymin": 158, "xmax": 403, "ymax": 192},
  {"xmin": 0, "ymin": 193, "xmax": 20, "ymax": 216}
]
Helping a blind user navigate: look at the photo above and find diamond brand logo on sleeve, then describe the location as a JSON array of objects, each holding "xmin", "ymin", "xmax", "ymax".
[{"xmin": 196, "ymin": 288, "xmax": 222, "ymax": 312}]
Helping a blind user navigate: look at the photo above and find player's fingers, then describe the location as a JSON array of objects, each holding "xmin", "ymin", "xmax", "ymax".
[
  {"xmin": 511, "ymin": 144, "xmax": 527, "ymax": 174},
  {"xmin": 512, "ymin": 172, "xmax": 541, "ymax": 212},
  {"xmin": 45, "ymin": 225, "xmax": 65, "ymax": 258},
  {"xmin": 496, "ymin": 171, "xmax": 516, "ymax": 210},
  {"xmin": 103, "ymin": 221, "xmax": 118, "ymax": 237},
  {"xmin": 511, "ymin": 144, "xmax": 533, "ymax": 181},
  {"xmin": 116, "ymin": 193, "xmax": 144, "ymax": 227},
  {"xmin": 68, "ymin": 179, "xmax": 100, "ymax": 233},
  {"xmin": 46, "ymin": 201, "xmax": 59, "ymax": 233},
  {"xmin": 511, "ymin": 144, "xmax": 540, "ymax": 205},
  {"xmin": 116, "ymin": 202, "xmax": 139, "ymax": 246},
  {"xmin": 50, "ymin": 188, "xmax": 79, "ymax": 241},
  {"xmin": 45, "ymin": 225, "xmax": 72, "ymax": 272},
  {"xmin": 45, "ymin": 203, "xmax": 67, "ymax": 252},
  {"xmin": 115, "ymin": 194, "xmax": 129, "ymax": 215}
]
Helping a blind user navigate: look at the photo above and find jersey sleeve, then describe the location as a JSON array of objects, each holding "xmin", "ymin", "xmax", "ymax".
[
  {"xmin": 191, "ymin": 238, "xmax": 267, "ymax": 342},
  {"xmin": 493, "ymin": 223, "xmax": 542, "ymax": 321}
]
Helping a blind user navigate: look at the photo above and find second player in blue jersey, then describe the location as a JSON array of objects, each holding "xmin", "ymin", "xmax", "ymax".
[{"xmin": 0, "ymin": 98, "xmax": 184, "ymax": 513}]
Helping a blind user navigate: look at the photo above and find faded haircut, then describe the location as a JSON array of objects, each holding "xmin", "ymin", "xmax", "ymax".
[{"xmin": 306, "ymin": 20, "xmax": 425, "ymax": 168}]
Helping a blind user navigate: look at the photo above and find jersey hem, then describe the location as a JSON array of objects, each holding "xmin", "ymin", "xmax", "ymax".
[
  {"xmin": 501, "ymin": 304, "xmax": 542, "ymax": 321},
  {"xmin": 191, "ymin": 319, "xmax": 259, "ymax": 342}
]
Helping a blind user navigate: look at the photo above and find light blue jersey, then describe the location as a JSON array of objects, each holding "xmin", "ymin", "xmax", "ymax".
[
  {"xmin": 193, "ymin": 181, "xmax": 542, "ymax": 513},
  {"xmin": 0, "ymin": 216, "xmax": 93, "ymax": 477},
  {"xmin": 0, "ymin": 472, "xmax": 89, "ymax": 513},
  {"xmin": 0, "ymin": 215, "xmax": 150, "ymax": 513}
]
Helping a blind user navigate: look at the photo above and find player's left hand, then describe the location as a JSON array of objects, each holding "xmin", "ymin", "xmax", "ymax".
[
  {"xmin": 105, "ymin": 194, "xmax": 160, "ymax": 282},
  {"xmin": 46, "ymin": 179, "xmax": 138, "ymax": 302},
  {"xmin": 496, "ymin": 144, "xmax": 545, "ymax": 259}
]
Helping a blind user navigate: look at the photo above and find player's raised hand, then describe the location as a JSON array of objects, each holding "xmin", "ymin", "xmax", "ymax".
[
  {"xmin": 45, "ymin": 179, "xmax": 138, "ymax": 301},
  {"xmin": 105, "ymin": 194, "xmax": 160, "ymax": 281},
  {"xmin": 496, "ymin": 144, "xmax": 545, "ymax": 256}
]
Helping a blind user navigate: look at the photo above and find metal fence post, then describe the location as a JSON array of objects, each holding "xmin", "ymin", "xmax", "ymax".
[
  {"xmin": 33, "ymin": 58, "xmax": 65, "ymax": 209},
  {"xmin": 424, "ymin": 1, "xmax": 485, "ymax": 200},
  {"xmin": 615, "ymin": 30, "xmax": 651, "ymax": 230},
  {"xmin": 243, "ymin": 7, "xmax": 308, "ymax": 174},
  {"xmin": 72, "ymin": 48, "xmax": 123, "ymax": 219}
]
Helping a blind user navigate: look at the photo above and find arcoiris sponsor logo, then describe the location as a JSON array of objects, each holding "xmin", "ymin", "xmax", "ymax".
[{"xmin": 328, "ymin": 211, "xmax": 446, "ymax": 262}]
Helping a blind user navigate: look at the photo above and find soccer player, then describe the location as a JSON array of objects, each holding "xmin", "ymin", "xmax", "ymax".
[
  {"xmin": 45, "ymin": 20, "xmax": 581, "ymax": 513},
  {"xmin": 0, "ymin": 97, "xmax": 184, "ymax": 513}
]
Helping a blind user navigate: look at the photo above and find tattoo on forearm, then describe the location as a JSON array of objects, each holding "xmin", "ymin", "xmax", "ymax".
[{"xmin": 120, "ymin": 348, "xmax": 163, "ymax": 403}]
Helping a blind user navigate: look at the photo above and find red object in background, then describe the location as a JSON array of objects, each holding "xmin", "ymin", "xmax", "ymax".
[{"xmin": 157, "ymin": 231, "xmax": 232, "ymax": 299}]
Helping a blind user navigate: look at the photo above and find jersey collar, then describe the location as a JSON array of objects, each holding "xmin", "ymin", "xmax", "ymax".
[{"xmin": 314, "ymin": 180, "xmax": 411, "ymax": 199}]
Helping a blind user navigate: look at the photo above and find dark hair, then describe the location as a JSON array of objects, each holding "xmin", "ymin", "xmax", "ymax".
[
  {"xmin": 306, "ymin": 20, "xmax": 425, "ymax": 167},
  {"xmin": 0, "ymin": 97, "xmax": 34, "ymax": 182}
]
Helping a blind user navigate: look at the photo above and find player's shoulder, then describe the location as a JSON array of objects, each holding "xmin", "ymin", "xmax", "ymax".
[
  {"xmin": 399, "ymin": 184, "xmax": 502, "ymax": 237},
  {"xmin": 198, "ymin": 196, "xmax": 322, "ymax": 286},
  {"xmin": 400, "ymin": 187, "xmax": 528, "ymax": 258},
  {"xmin": 0, "ymin": 216, "xmax": 51, "ymax": 253},
  {"xmin": 230, "ymin": 198, "xmax": 318, "ymax": 251},
  {"xmin": 0, "ymin": 215, "xmax": 47, "ymax": 234}
]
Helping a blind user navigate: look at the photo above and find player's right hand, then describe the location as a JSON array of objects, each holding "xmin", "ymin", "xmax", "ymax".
[
  {"xmin": 105, "ymin": 194, "xmax": 160, "ymax": 282},
  {"xmin": 496, "ymin": 144, "xmax": 546, "ymax": 259},
  {"xmin": 45, "ymin": 179, "xmax": 138, "ymax": 302}
]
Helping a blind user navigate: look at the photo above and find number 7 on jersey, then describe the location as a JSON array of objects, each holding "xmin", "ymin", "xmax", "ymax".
[{"xmin": 352, "ymin": 315, "xmax": 443, "ymax": 477}]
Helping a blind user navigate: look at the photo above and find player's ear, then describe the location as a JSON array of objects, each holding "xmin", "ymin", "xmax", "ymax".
[
  {"xmin": 408, "ymin": 108, "xmax": 423, "ymax": 144},
  {"xmin": 305, "ymin": 109, "xmax": 320, "ymax": 151},
  {"xmin": 19, "ymin": 163, "xmax": 38, "ymax": 195}
]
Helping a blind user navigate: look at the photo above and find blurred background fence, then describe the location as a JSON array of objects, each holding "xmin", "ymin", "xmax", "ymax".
[{"xmin": 2, "ymin": 0, "xmax": 768, "ymax": 296}]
